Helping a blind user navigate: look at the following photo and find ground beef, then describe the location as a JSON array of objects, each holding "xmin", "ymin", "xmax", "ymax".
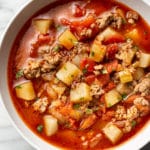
[
  {"xmin": 115, "ymin": 105, "xmax": 126, "ymax": 120},
  {"xmin": 126, "ymin": 106, "xmax": 139, "ymax": 120},
  {"xmin": 115, "ymin": 39, "xmax": 135, "ymax": 66},
  {"xmin": 126, "ymin": 11, "xmax": 139, "ymax": 24},
  {"xmin": 32, "ymin": 97, "xmax": 49, "ymax": 113},
  {"xmin": 23, "ymin": 52, "xmax": 61, "ymax": 79},
  {"xmin": 90, "ymin": 82, "xmax": 104, "ymax": 98},
  {"xmin": 134, "ymin": 77, "xmax": 150, "ymax": 96}
]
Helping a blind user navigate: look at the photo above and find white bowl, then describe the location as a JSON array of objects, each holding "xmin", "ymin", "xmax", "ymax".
[{"xmin": 0, "ymin": 0, "xmax": 150, "ymax": 149}]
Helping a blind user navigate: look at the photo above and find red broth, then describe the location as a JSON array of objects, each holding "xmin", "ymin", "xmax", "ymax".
[{"xmin": 8, "ymin": 0, "xmax": 150, "ymax": 149}]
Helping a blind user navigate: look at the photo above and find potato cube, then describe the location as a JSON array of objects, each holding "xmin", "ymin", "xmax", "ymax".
[
  {"xmin": 43, "ymin": 115, "xmax": 58, "ymax": 136},
  {"xmin": 103, "ymin": 123, "xmax": 123, "ymax": 144},
  {"xmin": 105, "ymin": 89, "xmax": 122, "ymax": 108},
  {"xmin": 125, "ymin": 28, "xmax": 139, "ymax": 43},
  {"xmin": 33, "ymin": 19, "xmax": 53, "ymax": 34},
  {"xmin": 70, "ymin": 83, "xmax": 92, "ymax": 103},
  {"xmin": 139, "ymin": 52, "xmax": 150, "ymax": 68},
  {"xmin": 56, "ymin": 62, "xmax": 81, "ymax": 85},
  {"xmin": 133, "ymin": 67, "xmax": 145, "ymax": 80},
  {"xmin": 15, "ymin": 81, "xmax": 36, "ymax": 100},
  {"xmin": 89, "ymin": 40, "xmax": 106, "ymax": 62},
  {"xmin": 59, "ymin": 29, "xmax": 78, "ymax": 50},
  {"xmin": 119, "ymin": 70, "xmax": 133, "ymax": 83}
]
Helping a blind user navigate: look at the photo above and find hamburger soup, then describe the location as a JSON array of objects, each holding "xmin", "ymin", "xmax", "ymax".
[{"xmin": 8, "ymin": 0, "xmax": 150, "ymax": 149}]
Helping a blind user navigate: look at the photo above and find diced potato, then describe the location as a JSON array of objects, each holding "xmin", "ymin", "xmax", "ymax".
[
  {"xmin": 43, "ymin": 115, "xmax": 58, "ymax": 136},
  {"xmin": 123, "ymin": 48, "xmax": 136, "ymax": 66},
  {"xmin": 139, "ymin": 52, "xmax": 150, "ymax": 68},
  {"xmin": 89, "ymin": 40, "xmax": 106, "ymax": 62},
  {"xmin": 105, "ymin": 89, "xmax": 122, "ymax": 108},
  {"xmin": 119, "ymin": 70, "xmax": 133, "ymax": 83},
  {"xmin": 70, "ymin": 82, "xmax": 92, "ymax": 103},
  {"xmin": 96, "ymin": 27, "xmax": 124, "ymax": 43},
  {"xmin": 103, "ymin": 123, "xmax": 123, "ymax": 144},
  {"xmin": 59, "ymin": 29, "xmax": 78, "ymax": 50},
  {"xmin": 116, "ymin": 83, "xmax": 132, "ymax": 95},
  {"xmin": 15, "ymin": 81, "xmax": 36, "ymax": 100},
  {"xmin": 56, "ymin": 62, "xmax": 81, "ymax": 85},
  {"xmin": 51, "ymin": 84, "xmax": 66, "ymax": 96},
  {"xmin": 133, "ymin": 67, "xmax": 145, "ymax": 80},
  {"xmin": 125, "ymin": 28, "xmax": 139, "ymax": 42},
  {"xmin": 33, "ymin": 19, "xmax": 53, "ymax": 34}
]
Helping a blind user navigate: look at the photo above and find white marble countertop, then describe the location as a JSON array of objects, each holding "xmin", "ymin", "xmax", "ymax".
[{"xmin": 0, "ymin": 0, "xmax": 150, "ymax": 150}]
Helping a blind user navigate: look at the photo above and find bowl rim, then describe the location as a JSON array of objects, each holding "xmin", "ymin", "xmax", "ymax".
[{"xmin": 0, "ymin": 0, "xmax": 150, "ymax": 150}]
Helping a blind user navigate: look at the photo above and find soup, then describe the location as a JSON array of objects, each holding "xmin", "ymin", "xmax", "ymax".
[{"xmin": 8, "ymin": 0, "xmax": 150, "ymax": 149}]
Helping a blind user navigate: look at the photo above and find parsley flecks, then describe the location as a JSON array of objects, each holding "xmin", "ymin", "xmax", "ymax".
[
  {"xmin": 37, "ymin": 124, "xmax": 43, "ymax": 133},
  {"xmin": 133, "ymin": 45, "xmax": 139, "ymax": 51},
  {"xmin": 15, "ymin": 69, "xmax": 24, "ymax": 79},
  {"xmin": 131, "ymin": 120, "xmax": 137, "ymax": 128},
  {"xmin": 85, "ymin": 109, "xmax": 93, "ymax": 115},
  {"xmin": 122, "ymin": 19, "xmax": 126, "ymax": 25},
  {"xmin": 122, "ymin": 94, "xmax": 127, "ymax": 99},
  {"xmin": 53, "ymin": 45, "xmax": 60, "ymax": 52},
  {"xmin": 55, "ymin": 25, "xmax": 62, "ymax": 31},
  {"xmin": 101, "ymin": 69, "xmax": 108, "ymax": 74},
  {"xmin": 73, "ymin": 104, "xmax": 80, "ymax": 109},
  {"xmin": 91, "ymin": 51, "xmax": 95, "ymax": 56},
  {"xmin": 15, "ymin": 85, "xmax": 22, "ymax": 89},
  {"xmin": 82, "ymin": 68, "xmax": 88, "ymax": 74}
]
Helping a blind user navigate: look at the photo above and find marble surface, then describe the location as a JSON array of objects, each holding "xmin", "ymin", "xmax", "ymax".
[{"xmin": 0, "ymin": 0, "xmax": 150, "ymax": 150}]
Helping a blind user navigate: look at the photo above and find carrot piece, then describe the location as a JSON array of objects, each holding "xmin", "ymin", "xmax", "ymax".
[
  {"xmin": 104, "ymin": 81, "xmax": 116, "ymax": 92},
  {"xmin": 104, "ymin": 60, "xmax": 118, "ymax": 74},
  {"xmin": 124, "ymin": 95, "xmax": 139, "ymax": 104},
  {"xmin": 71, "ymin": 14, "xmax": 96, "ymax": 27}
]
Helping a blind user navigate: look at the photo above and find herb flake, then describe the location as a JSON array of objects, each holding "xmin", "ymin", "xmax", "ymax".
[
  {"xmin": 131, "ymin": 120, "xmax": 137, "ymax": 128},
  {"xmin": 82, "ymin": 68, "xmax": 88, "ymax": 74},
  {"xmin": 16, "ymin": 69, "xmax": 24, "ymax": 79},
  {"xmin": 73, "ymin": 104, "xmax": 80, "ymax": 109},
  {"xmin": 37, "ymin": 124, "xmax": 43, "ymax": 133}
]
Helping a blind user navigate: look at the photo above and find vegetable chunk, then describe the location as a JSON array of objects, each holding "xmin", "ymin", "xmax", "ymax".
[
  {"xmin": 43, "ymin": 115, "xmax": 58, "ymax": 136},
  {"xmin": 15, "ymin": 81, "xmax": 36, "ymax": 100},
  {"xmin": 70, "ymin": 82, "xmax": 92, "ymax": 103},
  {"xmin": 139, "ymin": 52, "xmax": 150, "ymax": 68},
  {"xmin": 119, "ymin": 70, "xmax": 133, "ymax": 83},
  {"xmin": 105, "ymin": 89, "xmax": 122, "ymax": 108},
  {"xmin": 59, "ymin": 29, "xmax": 78, "ymax": 50},
  {"xmin": 33, "ymin": 19, "xmax": 53, "ymax": 34},
  {"xmin": 56, "ymin": 62, "xmax": 81, "ymax": 85},
  {"xmin": 89, "ymin": 41, "xmax": 106, "ymax": 62},
  {"xmin": 103, "ymin": 123, "xmax": 123, "ymax": 144},
  {"xmin": 97, "ymin": 27, "xmax": 125, "ymax": 44}
]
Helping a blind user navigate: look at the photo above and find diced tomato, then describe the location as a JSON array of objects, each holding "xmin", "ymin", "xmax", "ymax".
[
  {"xmin": 102, "ymin": 110, "xmax": 115, "ymax": 121},
  {"xmin": 104, "ymin": 81, "xmax": 116, "ymax": 92},
  {"xmin": 73, "ymin": 4, "xmax": 86, "ymax": 17},
  {"xmin": 72, "ymin": 14, "xmax": 96, "ymax": 28},
  {"xmin": 99, "ymin": 95, "xmax": 106, "ymax": 113},
  {"xmin": 104, "ymin": 60, "xmax": 118, "ymax": 74},
  {"xmin": 85, "ymin": 74, "xmax": 96, "ymax": 84},
  {"xmin": 97, "ymin": 74, "xmax": 110, "ymax": 87},
  {"xmin": 106, "ymin": 43, "xmax": 118, "ymax": 60},
  {"xmin": 38, "ymin": 34, "xmax": 51, "ymax": 44},
  {"xmin": 103, "ymin": 34, "xmax": 125, "ymax": 45},
  {"xmin": 80, "ymin": 58, "xmax": 96, "ymax": 73}
]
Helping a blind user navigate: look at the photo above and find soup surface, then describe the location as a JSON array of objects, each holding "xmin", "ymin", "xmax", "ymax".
[{"xmin": 8, "ymin": 0, "xmax": 150, "ymax": 149}]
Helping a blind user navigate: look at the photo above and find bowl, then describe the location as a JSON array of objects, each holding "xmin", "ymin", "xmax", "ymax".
[{"xmin": 0, "ymin": 0, "xmax": 150, "ymax": 149}]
